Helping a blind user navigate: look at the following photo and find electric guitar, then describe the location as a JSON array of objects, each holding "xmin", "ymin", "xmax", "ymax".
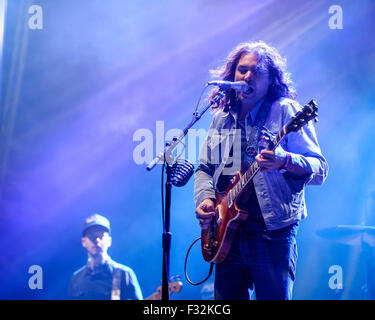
[
  {"xmin": 145, "ymin": 280, "xmax": 183, "ymax": 300},
  {"xmin": 201, "ymin": 100, "xmax": 319, "ymax": 263}
]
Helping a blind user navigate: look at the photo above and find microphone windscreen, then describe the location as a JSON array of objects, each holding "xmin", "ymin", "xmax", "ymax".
[{"xmin": 170, "ymin": 159, "xmax": 195, "ymax": 187}]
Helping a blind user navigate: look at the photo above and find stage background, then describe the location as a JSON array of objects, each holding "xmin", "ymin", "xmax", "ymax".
[{"xmin": 1, "ymin": 0, "xmax": 375, "ymax": 299}]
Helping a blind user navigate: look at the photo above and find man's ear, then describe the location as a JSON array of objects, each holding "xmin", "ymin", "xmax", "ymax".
[{"xmin": 81, "ymin": 237, "xmax": 88, "ymax": 249}]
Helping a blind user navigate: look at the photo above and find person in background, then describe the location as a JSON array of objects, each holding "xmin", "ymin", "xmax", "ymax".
[{"xmin": 68, "ymin": 214, "xmax": 143, "ymax": 300}]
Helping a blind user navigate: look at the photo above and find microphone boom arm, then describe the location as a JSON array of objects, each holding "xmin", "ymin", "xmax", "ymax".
[{"xmin": 146, "ymin": 89, "xmax": 226, "ymax": 171}]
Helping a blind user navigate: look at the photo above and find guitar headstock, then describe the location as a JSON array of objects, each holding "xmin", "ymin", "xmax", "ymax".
[
  {"xmin": 286, "ymin": 100, "xmax": 318, "ymax": 133},
  {"xmin": 145, "ymin": 279, "xmax": 183, "ymax": 300},
  {"xmin": 168, "ymin": 281, "xmax": 183, "ymax": 294}
]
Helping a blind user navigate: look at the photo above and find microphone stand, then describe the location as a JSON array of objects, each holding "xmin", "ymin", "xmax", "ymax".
[{"xmin": 146, "ymin": 89, "xmax": 227, "ymax": 300}]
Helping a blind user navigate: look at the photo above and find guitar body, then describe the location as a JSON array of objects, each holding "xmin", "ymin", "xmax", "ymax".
[{"xmin": 201, "ymin": 171, "xmax": 249, "ymax": 263}]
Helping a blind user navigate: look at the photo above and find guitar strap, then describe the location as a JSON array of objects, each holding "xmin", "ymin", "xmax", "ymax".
[
  {"xmin": 111, "ymin": 268, "xmax": 122, "ymax": 300},
  {"xmin": 243, "ymin": 99, "xmax": 272, "ymax": 167},
  {"xmin": 213, "ymin": 99, "xmax": 272, "ymax": 192}
]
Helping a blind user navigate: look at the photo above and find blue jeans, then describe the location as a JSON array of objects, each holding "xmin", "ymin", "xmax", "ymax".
[{"xmin": 214, "ymin": 222, "xmax": 299, "ymax": 300}]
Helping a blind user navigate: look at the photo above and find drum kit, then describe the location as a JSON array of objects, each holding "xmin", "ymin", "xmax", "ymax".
[{"xmin": 316, "ymin": 224, "xmax": 375, "ymax": 247}]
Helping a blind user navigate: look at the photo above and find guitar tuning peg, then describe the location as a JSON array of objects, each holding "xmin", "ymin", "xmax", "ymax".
[{"xmin": 314, "ymin": 118, "xmax": 319, "ymax": 123}]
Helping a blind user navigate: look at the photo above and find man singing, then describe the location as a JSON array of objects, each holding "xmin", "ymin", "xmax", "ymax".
[{"xmin": 194, "ymin": 41, "xmax": 328, "ymax": 300}]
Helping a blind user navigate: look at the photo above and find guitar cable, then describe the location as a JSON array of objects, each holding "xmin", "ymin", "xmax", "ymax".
[{"xmin": 184, "ymin": 236, "xmax": 214, "ymax": 285}]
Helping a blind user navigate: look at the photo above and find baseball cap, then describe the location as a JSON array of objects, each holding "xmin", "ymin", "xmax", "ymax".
[{"xmin": 82, "ymin": 214, "xmax": 111, "ymax": 236}]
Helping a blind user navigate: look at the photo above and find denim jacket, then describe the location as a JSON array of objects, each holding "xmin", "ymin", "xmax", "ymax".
[{"xmin": 194, "ymin": 97, "xmax": 328, "ymax": 230}]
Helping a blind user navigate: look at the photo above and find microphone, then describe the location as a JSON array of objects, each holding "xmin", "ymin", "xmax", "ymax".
[{"xmin": 207, "ymin": 80, "xmax": 249, "ymax": 92}]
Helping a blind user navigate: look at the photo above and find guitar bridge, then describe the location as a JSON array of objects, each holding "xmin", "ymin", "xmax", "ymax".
[
  {"xmin": 217, "ymin": 217, "xmax": 222, "ymax": 225},
  {"xmin": 203, "ymin": 241, "xmax": 219, "ymax": 252}
]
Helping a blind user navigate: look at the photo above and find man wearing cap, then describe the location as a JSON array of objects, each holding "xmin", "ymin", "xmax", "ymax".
[{"xmin": 68, "ymin": 214, "xmax": 143, "ymax": 300}]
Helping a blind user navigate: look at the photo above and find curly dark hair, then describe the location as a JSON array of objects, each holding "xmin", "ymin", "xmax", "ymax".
[{"xmin": 209, "ymin": 41, "xmax": 297, "ymax": 111}]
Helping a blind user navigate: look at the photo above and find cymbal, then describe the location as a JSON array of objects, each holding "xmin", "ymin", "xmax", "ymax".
[{"xmin": 316, "ymin": 225, "xmax": 375, "ymax": 246}]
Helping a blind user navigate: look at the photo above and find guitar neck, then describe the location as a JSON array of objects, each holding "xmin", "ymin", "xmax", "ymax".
[
  {"xmin": 232, "ymin": 125, "xmax": 287, "ymax": 201},
  {"xmin": 145, "ymin": 292, "xmax": 160, "ymax": 300}
]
